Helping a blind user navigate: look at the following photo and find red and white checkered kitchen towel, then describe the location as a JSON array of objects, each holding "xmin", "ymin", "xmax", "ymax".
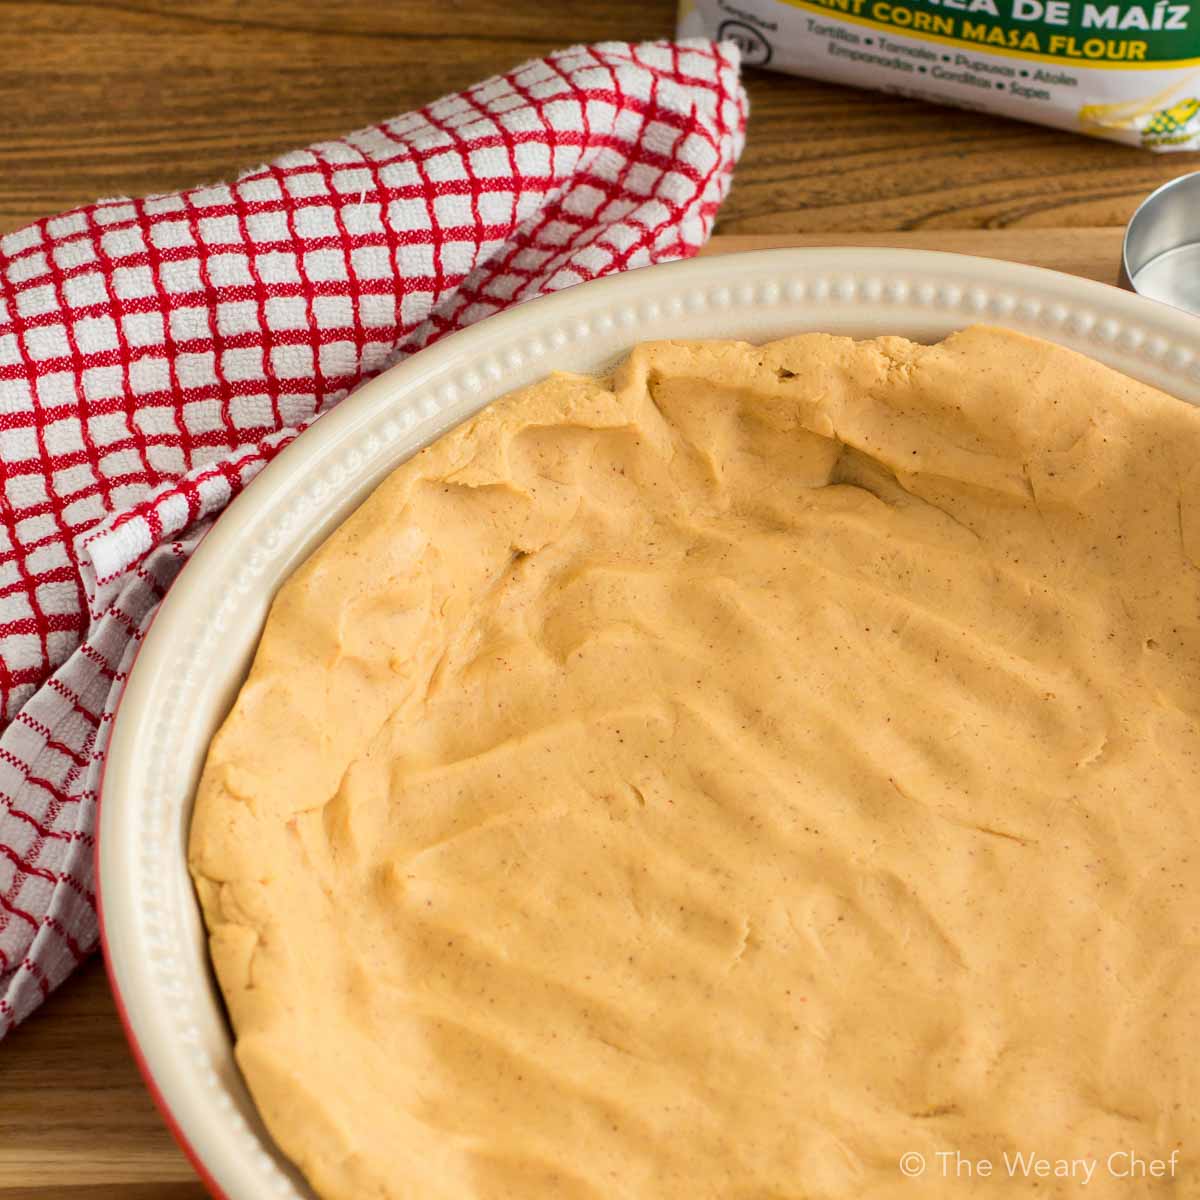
[{"xmin": 0, "ymin": 39, "xmax": 746, "ymax": 1036}]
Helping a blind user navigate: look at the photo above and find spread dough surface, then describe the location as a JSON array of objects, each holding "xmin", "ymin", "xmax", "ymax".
[{"xmin": 190, "ymin": 328, "xmax": 1200, "ymax": 1200}]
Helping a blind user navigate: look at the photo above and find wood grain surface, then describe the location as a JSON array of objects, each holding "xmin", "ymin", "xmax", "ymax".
[
  {"xmin": 0, "ymin": 959, "xmax": 204, "ymax": 1199},
  {"xmin": 1, "ymin": 0, "xmax": 1198, "ymax": 239},
  {"xmin": 0, "ymin": 1, "xmax": 1192, "ymax": 1196}
]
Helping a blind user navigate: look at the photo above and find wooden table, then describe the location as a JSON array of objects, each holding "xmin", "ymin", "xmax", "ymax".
[
  {"xmin": 4, "ymin": 0, "xmax": 1199, "ymax": 241},
  {"xmin": 1, "ymin": 2, "xmax": 1196, "ymax": 1197}
]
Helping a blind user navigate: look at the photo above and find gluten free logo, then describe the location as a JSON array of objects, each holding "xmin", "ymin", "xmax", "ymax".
[{"xmin": 717, "ymin": 19, "xmax": 774, "ymax": 66}]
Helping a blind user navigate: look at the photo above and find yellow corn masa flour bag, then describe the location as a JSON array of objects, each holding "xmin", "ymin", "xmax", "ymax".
[{"xmin": 679, "ymin": 0, "xmax": 1200, "ymax": 148}]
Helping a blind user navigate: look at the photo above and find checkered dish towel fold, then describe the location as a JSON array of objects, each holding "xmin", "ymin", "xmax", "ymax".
[{"xmin": 0, "ymin": 38, "xmax": 746, "ymax": 1036}]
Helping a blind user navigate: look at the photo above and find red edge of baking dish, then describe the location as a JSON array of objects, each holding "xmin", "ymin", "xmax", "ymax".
[{"xmin": 95, "ymin": 551, "xmax": 232, "ymax": 1200}]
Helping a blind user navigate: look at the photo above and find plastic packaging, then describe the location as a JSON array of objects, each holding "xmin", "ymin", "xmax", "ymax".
[{"xmin": 679, "ymin": 0, "xmax": 1200, "ymax": 148}]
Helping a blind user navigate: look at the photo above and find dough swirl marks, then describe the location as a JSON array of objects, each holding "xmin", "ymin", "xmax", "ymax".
[{"xmin": 192, "ymin": 328, "xmax": 1200, "ymax": 1200}]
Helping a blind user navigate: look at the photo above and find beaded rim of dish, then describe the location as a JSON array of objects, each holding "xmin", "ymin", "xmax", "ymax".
[{"xmin": 115, "ymin": 254, "xmax": 1200, "ymax": 1200}]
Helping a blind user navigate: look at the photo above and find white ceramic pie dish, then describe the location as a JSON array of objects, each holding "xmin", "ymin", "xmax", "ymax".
[{"xmin": 98, "ymin": 248, "xmax": 1200, "ymax": 1200}]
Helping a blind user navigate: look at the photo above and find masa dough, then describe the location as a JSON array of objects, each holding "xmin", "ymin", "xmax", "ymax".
[{"xmin": 190, "ymin": 328, "xmax": 1200, "ymax": 1200}]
